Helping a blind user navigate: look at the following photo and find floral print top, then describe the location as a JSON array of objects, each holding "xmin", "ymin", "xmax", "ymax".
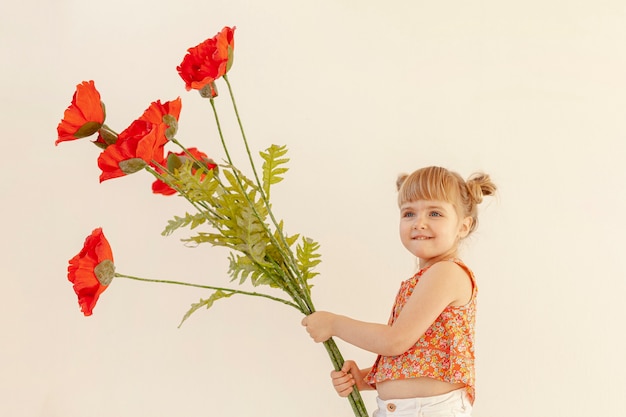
[{"xmin": 365, "ymin": 259, "xmax": 477, "ymax": 404}]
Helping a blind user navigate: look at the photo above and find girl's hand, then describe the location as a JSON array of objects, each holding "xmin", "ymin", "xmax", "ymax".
[
  {"xmin": 331, "ymin": 360, "xmax": 370, "ymax": 397},
  {"xmin": 301, "ymin": 311, "xmax": 335, "ymax": 342}
]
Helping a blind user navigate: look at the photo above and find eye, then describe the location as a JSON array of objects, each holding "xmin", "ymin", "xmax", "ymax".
[
  {"xmin": 429, "ymin": 211, "xmax": 442, "ymax": 217},
  {"xmin": 402, "ymin": 211, "xmax": 415, "ymax": 218}
]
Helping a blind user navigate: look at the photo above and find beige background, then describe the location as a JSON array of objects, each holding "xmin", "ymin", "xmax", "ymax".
[{"xmin": 2, "ymin": 1, "xmax": 625, "ymax": 416}]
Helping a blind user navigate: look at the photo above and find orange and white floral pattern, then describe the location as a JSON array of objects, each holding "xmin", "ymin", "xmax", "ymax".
[{"xmin": 366, "ymin": 259, "xmax": 477, "ymax": 404}]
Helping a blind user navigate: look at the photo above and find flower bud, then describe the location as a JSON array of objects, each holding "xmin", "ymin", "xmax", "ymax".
[
  {"xmin": 200, "ymin": 82, "xmax": 218, "ymax": 99},
  {"xmin": 163, "ymin": 114, "xmax": 179, "ymax": 140},
  {"xmin": 118, "ymin": 158, "xmax": 147, "ymax": 174},
  {"xmin": 94, "ymin": 259, "xmax": 115, "ymax": 286},
  {"xmin": 98, "ymin": 125, "xmax": 119, "ymax": 146}
]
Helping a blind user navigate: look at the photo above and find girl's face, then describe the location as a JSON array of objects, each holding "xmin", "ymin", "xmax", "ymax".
[{"xmin": 399, "ymin": 199, "xmax": 472, "ymax": 268}]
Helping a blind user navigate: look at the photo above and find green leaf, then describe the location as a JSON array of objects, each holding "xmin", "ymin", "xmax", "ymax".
[
  {"xmin": 177, "ymin": 290, "xmax": 234, "ymax": 328},
  {"xmin": 228, "ymin": 252, "xmax": 266, "ymax": 285},
  {"xmin": 182, "ymin": 231, "xmax": 239, "ymax": 248},
  {"xmin": 162, "ymin": 212, "xmax": 208, "ymax": 236},
  {"xmin": 297, "ymin": 237, "xmax": 322, "ymax": 287},
  {"xmin": 260, "ymin": 144, "xmax": 289, "ymax": 199},
  {"xmin": 264, "ymin": 220, "xmax": 299, "ymax": 263},
  {"xmin": 209, "ymin": 166, "xmax": 273, "ymax": 259},
  {"xmin": 163, "ymin": 161, "xmax": 219, "ymax": 202},
  {"xmin": 234, "ymin": 205, "xmax": 268, "ymax": 261}
]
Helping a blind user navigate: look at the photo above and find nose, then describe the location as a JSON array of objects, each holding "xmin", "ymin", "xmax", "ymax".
[{"xmin": 412, "ymin": 214, "xmax": 427, "ymax": 230}]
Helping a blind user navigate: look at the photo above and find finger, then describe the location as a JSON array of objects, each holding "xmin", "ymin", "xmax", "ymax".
[
  {"xmin": 332, "ymin": 373, "xmax": 352, "ymax": 385},
  {"xmin": 333, "ymin": 376, "xmax": 355, "ymax": 390},
  {"xmin": 341, "ymin": 360, "xmax": 354, "ymax": 373},
  {"xmin": 338, "ymin": 385, "xmax": 354, "ymax": 397},
  {"xmin": 334, "ymin": 378, "xmax": 355, "ymax": 395},
  {"xmin": 330, "ymin": 370, "xmax": 345, "ymax": 378}
]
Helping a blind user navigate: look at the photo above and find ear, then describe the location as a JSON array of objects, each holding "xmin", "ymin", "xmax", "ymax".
[{"xmin": 458, "ymin": 216, "xmax": 473, "ymax": 239}]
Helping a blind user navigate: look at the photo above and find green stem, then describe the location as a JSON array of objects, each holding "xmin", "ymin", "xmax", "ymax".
[
  {"xmin": 208, "ymin": 97, "xmax": 234, "ymax": 166},
  {"xmin": 201, "ymin": 78, "xmax": 363, "ymax": 414},
  {"xmin": 150, "ymin": 149, "xmax": 308, "ymax": 313},
  {"xmin": 114, "ymin": 273, "xmax": 300, "ymax": 310},
  {"xmin": 223, "ymin": 74, "xmax": 313, "ymax": 312},
  {"xmin": 206, "ymin": 95, "xmax": 311, "ymax": 312},
  {"xmin": 323, "ymin": 338, "xmax": 369, "ymax": 417},
  {"xmin": 264, "ymin": 257, "xmax": 312, "ymax": 314},
  {"xmin": 169, "ymin": 137, "xmax": 198, "ymax": 160},
  {"xmin": 117, "ymin": 273, "xmax": 366, "ymax": 414},
  {"xmin": 222, "ymin": 75, "xmax": 265, "ymax": 208}
]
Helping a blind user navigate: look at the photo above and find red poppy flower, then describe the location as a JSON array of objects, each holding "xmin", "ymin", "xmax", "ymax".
[
  {"xmin": 97, "ymin": 98, "xmax": 182, "ymax": 182},
  {"xmin": 152, "ymin": 147, "xmax": 217, "ymax": 195},
  {"xmin": 97, "ymin": 119, "xmax": 160, "ymax": 182},
  {"xmin": 56, "ymin": 80, "xmax": 106, "ymax": 145},
  {"xmin": 139, "ymin": 97, "xmax": 182, "ymax": 126},
  {"xmin": 67, "ymin": 228, "xmax": 115, "ymax": 316},
  {"xmin": 139, "ymin": 97, "xmax": 182, "ymax": 143},
  {"xmin": 177, "ymin": 26, "xmax": 235, "ymax": 91}
]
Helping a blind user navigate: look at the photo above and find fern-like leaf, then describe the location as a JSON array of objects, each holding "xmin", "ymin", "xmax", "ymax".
[
  {"xmin": 260, "ymin": 144, "xmax": 289, "ymax": 199},
  {"xmin": 297, "ymin": 237, "xmax": 322, "ymax": 286},
  {"xmin": 182, "ymin": 232, "xmax": 239, "ymax": 248},
  {"xmin": 227, "ymin": 252, "xmax": 269, "ymax": 286},
  {"xmin": 163, "ymin": 161, "xmax": 219, "ymax": 203},
  {"xmin": 177, "ymin": 290, "xmax": 234, "ymax": 328},
  {"xmin": 162, "ymin": 212, "xmax": 208, "ymax": 236}
]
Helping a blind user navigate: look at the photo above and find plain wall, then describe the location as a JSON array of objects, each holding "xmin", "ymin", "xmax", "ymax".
[{"xmin": 2, "ymin": 1, "xmax": 625, "ymax": 416}]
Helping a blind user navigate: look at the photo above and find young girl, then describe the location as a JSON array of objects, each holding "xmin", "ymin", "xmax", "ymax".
[{"xmin": 302, "ymin": 166, "xmax": 496, "ymax": 417}]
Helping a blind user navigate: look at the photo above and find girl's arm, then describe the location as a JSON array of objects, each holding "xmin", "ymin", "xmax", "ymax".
[{"xmin": 302, "ymin": 261, "xmax": 472, "ymax": 356}]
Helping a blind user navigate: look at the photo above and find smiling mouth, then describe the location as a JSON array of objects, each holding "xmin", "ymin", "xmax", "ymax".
[{"xmin": 412, "ymin": 236, "xmax": 432, "ymax": 240}]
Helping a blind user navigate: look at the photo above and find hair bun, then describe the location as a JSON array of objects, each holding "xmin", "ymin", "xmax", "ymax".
[
  {"xmin": 466, "ymin": 172, "xmax": 496, "ymax": 204},
  {"xmin": 396, "ymin": 173, "xmax": 408, "ymax": 191}
]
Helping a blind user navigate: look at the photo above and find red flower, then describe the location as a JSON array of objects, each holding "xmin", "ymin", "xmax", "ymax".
[
  {"xmin": 139, "ymin": 98, "xmax": 182, "ymax": 126},
  {"xmin": 97, "ymin": 98, "xmax": 182, "ymax": 182},
  {"xmin": 97, "ymin": 119, "xmax": 159, "ymax": 181},
  {"xmin": 177, "ymin": 26, "xmax": 235, "ymax": 91},
  {"xmin": 139, "ymin": 97, "xmax": 182, "ymax": 144},
  {"xmin": 67, "ymin": 228, "xmax": 115, "ymax": 316},
  {"xmin": 56, "ymin": 81, "xmax": 106, "ymax": 145},
  {"xmin": 152, "ymin": 148, "xmax": 217, "ymax": 195}
]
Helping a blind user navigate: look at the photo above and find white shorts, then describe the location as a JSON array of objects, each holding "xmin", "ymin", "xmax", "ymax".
[{"xmin": 373, "ymin": 388, "xmax": 472, "ymax": 417}]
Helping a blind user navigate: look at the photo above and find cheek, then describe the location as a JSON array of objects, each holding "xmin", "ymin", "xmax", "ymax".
[
  {"xmin": 402, "ymin": 220, "xmax": 418, "ymax": 234},
  {"xmin": 398, "ymin": 224, "xmax": 412, "ymax": 243}
]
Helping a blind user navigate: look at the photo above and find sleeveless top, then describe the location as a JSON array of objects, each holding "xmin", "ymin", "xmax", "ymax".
[{"xmin": 365, "ymin": 259, "xmax": 477, "ymax": 404}]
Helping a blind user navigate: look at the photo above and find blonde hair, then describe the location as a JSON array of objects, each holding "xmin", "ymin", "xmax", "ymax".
[{"xmin": 396, "ymin": 166, "xmax": 496, "ymax": 236}]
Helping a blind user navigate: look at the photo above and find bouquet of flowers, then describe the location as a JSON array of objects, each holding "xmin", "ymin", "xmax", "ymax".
[{"xmin": 56, "ymin": 26, "xmax": 368, "ymax": 417}]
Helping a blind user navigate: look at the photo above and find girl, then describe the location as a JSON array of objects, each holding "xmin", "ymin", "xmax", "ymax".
[{"xmin": 302, "ymin": 166, "xmax": 496, "ymax": 417}]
